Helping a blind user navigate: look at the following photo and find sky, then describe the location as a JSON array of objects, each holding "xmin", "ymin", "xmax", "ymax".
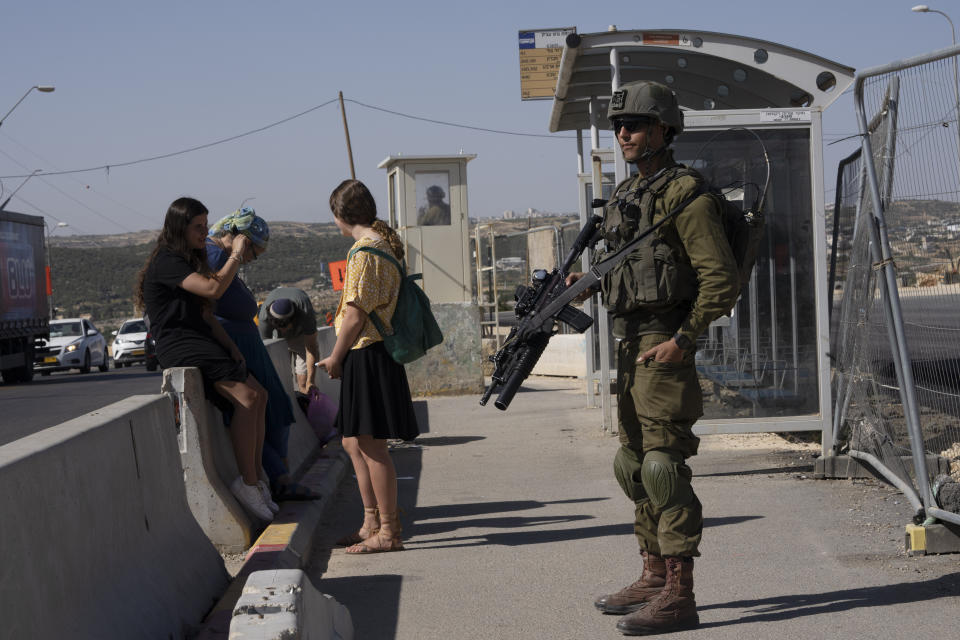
[{"xmin": 0, "ymin": 0, "xmax": 956, "ymax": 236}]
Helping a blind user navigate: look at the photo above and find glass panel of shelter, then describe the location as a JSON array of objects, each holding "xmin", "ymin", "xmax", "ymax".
[
  {"xmin": 583, "ymin": 130, "xmax": 819, "ymax": 419},
  {"xmin": 672, "ymin": 127, "xmax": 820, "ymax": 418}
]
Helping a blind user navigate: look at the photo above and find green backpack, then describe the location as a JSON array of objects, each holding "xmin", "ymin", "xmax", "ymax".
[{"xmin": 347, "ymin": 246, "xmax": 444, "ymax": 364}]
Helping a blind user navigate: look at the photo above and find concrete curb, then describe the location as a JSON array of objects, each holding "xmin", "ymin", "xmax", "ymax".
[
  {"xmin": 196, "ymin": 442, "xmax": 351, "ymax": 639},
  {"xmin": 229, "ymin": 570, "xmax": 353, "ymax": 640}
]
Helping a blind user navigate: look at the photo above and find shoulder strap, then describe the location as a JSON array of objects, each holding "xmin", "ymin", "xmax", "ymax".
[
  {"xmin": 345, "ymin": 246, "xmax": 401, "ymax": 337},
  {"xmin": 641, "ymin": 165, "xmax": 704, "ymax": 225},
  {"xmin": 348, "ymin": 245, "xmax": 404, "ymax": 275},
  {"xmin": 618, "ymin": 164, "xmax": 696, "ymax": 206},
  {"xmin": 611, "ymin": 175, "xmax": 637, "ymax": 200}
]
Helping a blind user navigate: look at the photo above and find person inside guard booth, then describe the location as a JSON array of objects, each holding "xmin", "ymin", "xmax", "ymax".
[{"xmin": 566, "ymin": 81, "xmax": 739, "ymax": 636}]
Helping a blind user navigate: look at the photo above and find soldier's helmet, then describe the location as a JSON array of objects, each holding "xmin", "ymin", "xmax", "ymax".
[
  {"xmin": 607, "ymin": 81, "xmax": 684, "ymax": 136},
  {"xmin": 426, "ymin": 185, "xmax": 445, "ymax": 200}
]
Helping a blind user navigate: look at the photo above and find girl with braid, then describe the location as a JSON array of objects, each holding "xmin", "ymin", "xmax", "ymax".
[{"xmin": 318, "ymin": 179, "xmax": 419, "ymax": 554}]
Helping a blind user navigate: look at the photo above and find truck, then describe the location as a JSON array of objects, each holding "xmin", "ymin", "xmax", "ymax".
[{"xmin": 0, "ymin": 209, "xmax": 49, "ymax": 384}]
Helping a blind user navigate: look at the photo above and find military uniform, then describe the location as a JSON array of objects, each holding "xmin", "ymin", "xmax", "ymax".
[
  {"xmin": 597, "ymin": 154, "xmax": 738, "ymax": 558},
  {"xmin": 417, "ymin": 202, "xmax": 451, "ymax": 226},
  {"xmin": 585, "ymin": 79, "xmax": 742, "ymax": 636}
]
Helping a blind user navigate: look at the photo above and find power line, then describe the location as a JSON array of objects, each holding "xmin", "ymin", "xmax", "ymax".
[
  {"xmin": 0, "ymin": 130, "xmax": 154, "ymax": 223},
  {"xmin": 0, "ymin": 95, "xmax": 580, "ymax": 182},
  {"xmin": 0, "ymin": 146, "xmax": 134, "ymax": 231},
  {"xmin": 11, "ymin": 194, "xmax": 91, "ymax": 235},
  {"xmin": 344, "ymin": 98, "xmax": 578, "ymax": 139},
  {"xmin": 0, "ymin": 97, "xmax": 341, "ymax": 179}
]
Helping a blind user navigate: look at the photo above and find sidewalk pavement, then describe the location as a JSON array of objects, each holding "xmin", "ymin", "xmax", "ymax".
[{"xmin": 227, "ymin": 376, "xmax": 960, "ymax": 639}]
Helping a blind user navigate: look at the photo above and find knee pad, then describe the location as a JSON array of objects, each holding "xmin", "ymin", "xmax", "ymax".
[
  {"xmin": 613, "ymin": 446, "xmax": 646, "ymax": 503},
  {"xmin": 640, "ymin": 450, "xmax": 694, "ymax": 512}
]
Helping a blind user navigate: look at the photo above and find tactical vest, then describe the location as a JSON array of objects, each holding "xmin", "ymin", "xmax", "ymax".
[{"xmin": 595, "ymin": 165, "xmax": 701, "ymax": 317}]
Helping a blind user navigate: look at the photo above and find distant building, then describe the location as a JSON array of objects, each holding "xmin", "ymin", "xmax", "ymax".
[{"xmin": 503, "ymin": 210, "xmax": 516, "ymax": 219}]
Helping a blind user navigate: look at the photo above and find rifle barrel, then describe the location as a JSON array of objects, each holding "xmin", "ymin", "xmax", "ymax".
[{"xmin": 559, "ymin": 215, "xmax": 602, "ymax": 275}]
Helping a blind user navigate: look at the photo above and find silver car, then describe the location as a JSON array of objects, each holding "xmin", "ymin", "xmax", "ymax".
[{"xmin": 35, "ymin": 318, "xmax": 110, "ymax": 375}]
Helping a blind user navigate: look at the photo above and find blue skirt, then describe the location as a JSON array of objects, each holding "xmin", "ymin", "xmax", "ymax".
[{"xmin": 221, "ymin": 327, "xmax": 295, "ymax": 432}]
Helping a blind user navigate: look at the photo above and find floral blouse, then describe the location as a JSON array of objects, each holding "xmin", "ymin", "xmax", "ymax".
[{"xmin": 334, "ymin": 236, "xmax": 401, "ymax": 350}]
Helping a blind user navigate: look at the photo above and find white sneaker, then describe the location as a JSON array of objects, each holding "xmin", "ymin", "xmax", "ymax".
[
  {"xmin": 258, "ymin": 480, "xmax": 280, "ymax": 514},
  {"xmin": 230, "ymin": 476, "xmax": 274, "ymax": 521}
]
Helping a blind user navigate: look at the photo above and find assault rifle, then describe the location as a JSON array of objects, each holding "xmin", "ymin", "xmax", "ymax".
[
  {"xmin": 480, "ymin": 185, "xmax": 715, "ymax": 411},
  {"xmin": 479, "ymin": 214, "xmax": 603, "ymax": 410}
]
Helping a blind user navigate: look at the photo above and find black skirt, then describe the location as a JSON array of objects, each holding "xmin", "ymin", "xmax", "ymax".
[
  {"xmin": 157, "ymin": 329, "xmax": 248, "ymax": 412},
  {"xmin": 335, "ymin": 341, "xmax": 419, "ymax": 441}
]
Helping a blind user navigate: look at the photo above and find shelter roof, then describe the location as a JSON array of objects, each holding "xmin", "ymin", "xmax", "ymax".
[{"xmin": 550, "ymin": 28, "xmax": 855, "ymax": 132}]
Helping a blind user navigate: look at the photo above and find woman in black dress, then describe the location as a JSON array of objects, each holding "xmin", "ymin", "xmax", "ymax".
[{"xmin": 135, "ymin": 197, "xmax": 275, "ymax": 521}]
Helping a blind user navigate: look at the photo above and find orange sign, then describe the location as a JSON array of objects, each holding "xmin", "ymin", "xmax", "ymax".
[
  {"xmin": 642, "ymin": 32, "xmax": 681, "ymax": 46},
  {"xmin": 329, "ymin": 260, "xmax": 347, "ymax": 291}
]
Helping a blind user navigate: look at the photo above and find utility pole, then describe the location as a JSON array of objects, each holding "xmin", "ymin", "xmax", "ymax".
[{"xmin": 339, "ymin": 91, "xmax": 356, "ymax": 179}]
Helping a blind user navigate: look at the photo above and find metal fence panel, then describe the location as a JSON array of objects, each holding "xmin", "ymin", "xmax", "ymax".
[{"xmin": 842, "ymin": 45, "xmax": 960, "ymax": 524}]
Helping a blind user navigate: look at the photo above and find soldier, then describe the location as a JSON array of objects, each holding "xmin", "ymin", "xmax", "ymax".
[
  {"xmin": 417, "ymin": 184, "xmax": 451, "ymax": 225},
  {"xmin": 566, "ymin": 81, "xmax": 739, "ymax": 635}
]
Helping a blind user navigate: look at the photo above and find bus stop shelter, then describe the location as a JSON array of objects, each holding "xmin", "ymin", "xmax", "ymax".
[{"xmin": 549, "ymin": 28, "xmax": 855, "ymax": 450}]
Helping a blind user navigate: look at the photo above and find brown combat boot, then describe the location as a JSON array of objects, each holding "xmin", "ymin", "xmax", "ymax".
[
  {"xmin": 615, "ymin": 556, "xmax": 698, "ymax": 635},
  {"xmin": 594, "ymin": 551, "xmax": 666, "ymax": 614}
]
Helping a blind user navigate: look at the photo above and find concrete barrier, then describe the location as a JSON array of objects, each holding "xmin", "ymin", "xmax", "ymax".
[
  {"xmin": 530, "ymin": 333, "xmax": 587, "ymax": 378},
  {"xmin": 0, "ymin": 395, "xmax": 229, "ymax": 639},
  {"xmin": 263, "ymin": 335, "xmax": 340, "ymax": 475},
  {"xmin": 230, "ymin": 570, "xmax": 353, "ymax": 640},
  {"xmin": 163, "ymin": 366, "xmax": 258, "ymax": 552},
  {"xmin": 166, "ymin": 335, "xmax": 341, "ymax": 552}
]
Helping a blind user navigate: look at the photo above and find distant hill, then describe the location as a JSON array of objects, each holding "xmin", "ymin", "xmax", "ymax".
[
  {"xmin": 47, "ymin": 215, "xmax": 580, "ymax": 329},
  {"xmin": 49, "ymin": 221, "xmax": 354, "ymax": 326}
]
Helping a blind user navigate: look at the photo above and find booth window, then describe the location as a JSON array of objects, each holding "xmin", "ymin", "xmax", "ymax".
[{"xmin": 415, "ymin": 171, "xmax": 452, "ymax": 226}]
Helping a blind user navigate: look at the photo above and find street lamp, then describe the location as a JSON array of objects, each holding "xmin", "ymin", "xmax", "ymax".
[
  {"xmin": 912, "ymin": 5, "xmax": 960, "ymax": 189},
  {"xmin": 45, "ymin": 221, "xmax": 68, "ymax": 319},
  {"xmin": 0, "ymin": 169, "xmax": 42, "ymax": 211},
  {"xmin": 0, "ymin": 85, "xmax": 55, "ymax": 128}
]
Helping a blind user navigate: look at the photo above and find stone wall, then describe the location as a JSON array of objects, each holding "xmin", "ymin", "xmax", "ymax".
[{"xmin": 405, "ymin": 302, "xmax": 484, "ymax": 396}]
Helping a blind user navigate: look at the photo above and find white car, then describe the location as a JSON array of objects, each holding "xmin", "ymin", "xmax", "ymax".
[
  {"xmin": 111, "ymin": 318, "xmax": 149, "ymax": 368},
  {"xmin": 35, "ymin": 318, "xmax": 110, "ymax": 375}
]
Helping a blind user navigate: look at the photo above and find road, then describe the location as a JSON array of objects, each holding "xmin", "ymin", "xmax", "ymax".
[
  {"xmin": 308, "ymin": 377, "xmax": 960, "ymax": 640},
  {"xmin": 0, "ymin": 365, "xmax": 164, "ymax": 447}
]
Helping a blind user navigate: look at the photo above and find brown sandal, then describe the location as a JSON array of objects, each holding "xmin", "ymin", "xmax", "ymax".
[
  {"xmin": 345, "ymin": 531, "xmax": 404, "ymax": 554},
  {"xmin": 345, "ymin": 510, "xmax": 404, "ymax": 554},
  {"xmin": 336, "ymin": 506, "xmax": 380, "ymax": 546}
]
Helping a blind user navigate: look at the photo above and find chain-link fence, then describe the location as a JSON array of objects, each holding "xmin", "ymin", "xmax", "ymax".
[{"xmin": 833, "ymin": 46, "xmax": 960, "ymax": 524}]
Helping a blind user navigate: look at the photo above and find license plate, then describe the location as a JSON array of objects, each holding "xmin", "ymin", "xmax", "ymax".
[
  {"xmin": 44, "ymin": 356, "xmax": 57, "ymax": 363},
  {"xmin": 131, "ymin": 349, "xmax": 145, "ymax": 356}
]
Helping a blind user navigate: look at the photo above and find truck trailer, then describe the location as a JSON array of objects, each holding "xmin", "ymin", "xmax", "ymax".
[{"xmin": 0, "ymin": 210, "xmax": 49, "ymax": 384}]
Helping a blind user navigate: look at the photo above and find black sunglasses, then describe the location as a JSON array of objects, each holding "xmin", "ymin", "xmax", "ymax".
[{"xmin": 611, "ymin": 117, "xmax": 655, "ymax": 133}]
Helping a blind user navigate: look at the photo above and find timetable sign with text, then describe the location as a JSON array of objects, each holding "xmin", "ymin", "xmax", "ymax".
[{"xmin": 518, "ymin": 28, "xmax": 575, "ymax": 101}]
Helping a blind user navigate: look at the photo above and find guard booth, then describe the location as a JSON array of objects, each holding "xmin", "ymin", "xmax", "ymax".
[
  {"xmin": 549, "ymin": 28, "xmax": 854, "ymax": 447},
  {"xmin": 378, "ymin": 154, "xmax": 476, "ymax": 303}
]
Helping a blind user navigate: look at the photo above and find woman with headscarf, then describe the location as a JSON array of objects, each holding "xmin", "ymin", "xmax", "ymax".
[{"xmin": 206, "ymin": 208, "xmax": 319, "ymax": 502}]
